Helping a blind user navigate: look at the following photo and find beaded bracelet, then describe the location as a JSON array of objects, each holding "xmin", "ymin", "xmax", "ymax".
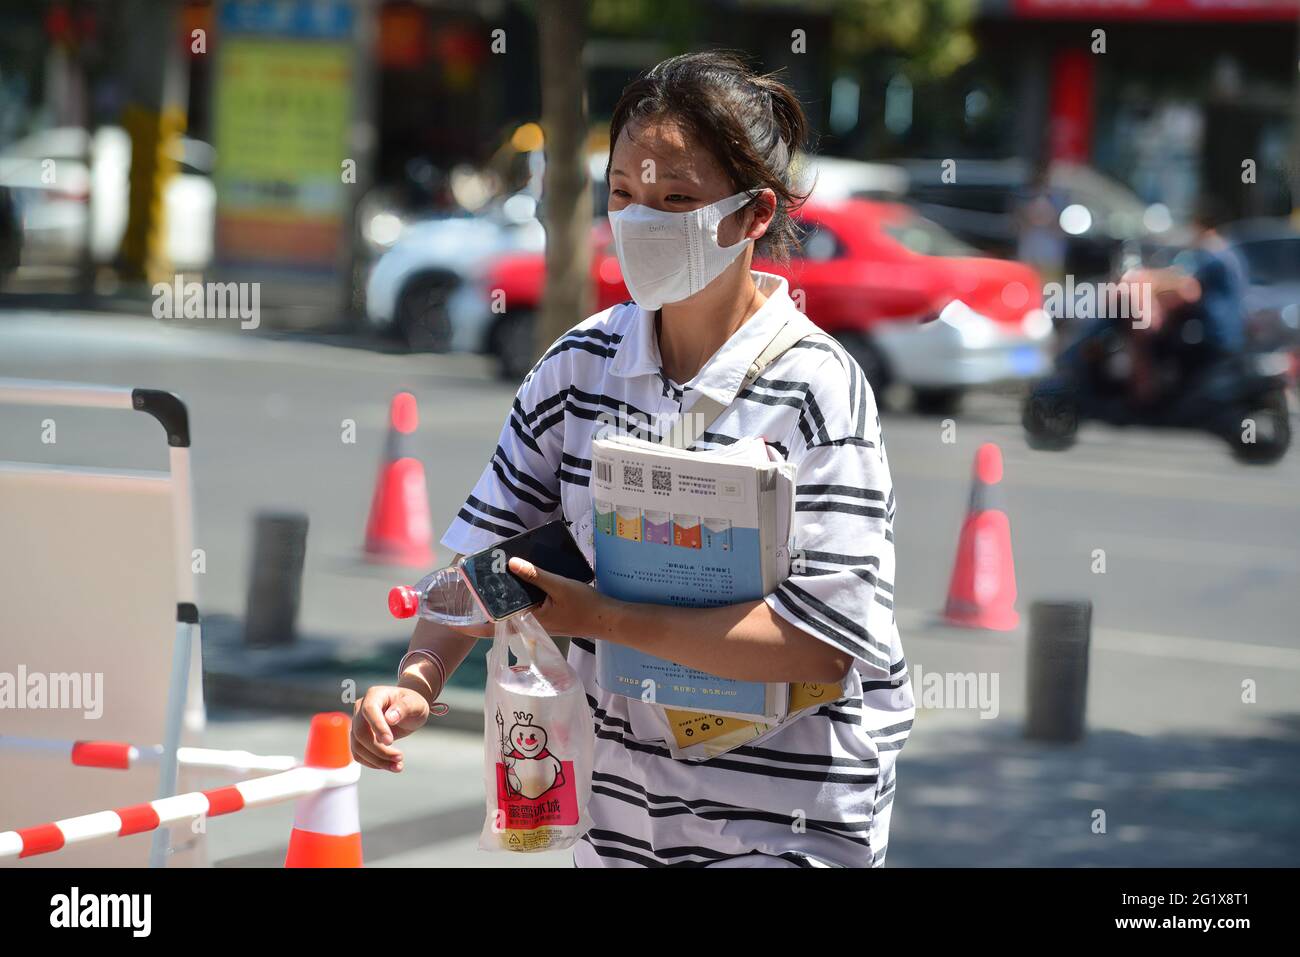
[{"xmin": 398, "ymin": 649, "xmax": 451, "ymax": 717}]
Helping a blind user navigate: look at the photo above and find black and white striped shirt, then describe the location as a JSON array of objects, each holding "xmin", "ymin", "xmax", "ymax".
[{"xmin": 441, "ymin": 271, "xmax": 914, "ymax": 867}]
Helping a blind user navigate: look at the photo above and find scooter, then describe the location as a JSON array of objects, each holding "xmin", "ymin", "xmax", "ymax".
[{"xmin": 1023, "ymin": 329, "xmax": 1293, "ymax": 465}]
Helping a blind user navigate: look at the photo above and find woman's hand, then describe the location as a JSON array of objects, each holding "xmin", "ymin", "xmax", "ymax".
[
  {"xmin": 351, "ymin": 685, "xmax": 430, "ymax": 772},
  {"xmin": 506, "ymin": 556, "xmax": 622, "ymax": 638}
]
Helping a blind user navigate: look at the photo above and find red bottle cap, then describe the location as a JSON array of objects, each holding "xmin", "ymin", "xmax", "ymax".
[{"xmin": 388, "ymin": 585, "xmax": 419, "ymax": 619}]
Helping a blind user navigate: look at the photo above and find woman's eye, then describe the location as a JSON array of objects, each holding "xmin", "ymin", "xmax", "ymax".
[
  {"xmin": 611, "ymin": 189, "xmax": 630, "ymax": 198},
  {"xmin": 665, "ymin": 194, "xmax": 692, "ymax": 203}
]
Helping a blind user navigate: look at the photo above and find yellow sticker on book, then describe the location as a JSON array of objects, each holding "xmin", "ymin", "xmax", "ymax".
[
  {"xmin": 664, "ymin": 684, "xmax": 839, "ymax": 750},
  {"xmin": 789, "ymin": 682, "xmax": 839, "ymax": 711},
  {"xmin": 663, "ymin": 709, "xmax": 753, "ymax": 749},
  {"xmin": 662, "ymin": 685, "xmax": 841, "ymax": 755}
]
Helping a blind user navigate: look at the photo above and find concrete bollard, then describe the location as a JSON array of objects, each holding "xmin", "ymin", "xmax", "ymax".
[
  {"xmin": 244, "ymin": 512, "xmax": 309, "ymax": 648},
  {"xmin": 1024, "ymin": 599, "xmax": 1092, "ymax": 743}
]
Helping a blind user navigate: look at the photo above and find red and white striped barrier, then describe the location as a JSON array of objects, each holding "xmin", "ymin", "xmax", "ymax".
[
  {"xmin": 0, "ymin": 713, "xmax": 363, "ymax": 866},
  {"xmin": 0, "ymin": 735, "xmax": 298, "ymax": 774},
  {"xmin": 0, "ymin": 759, "xmax": 359, "ymax": 861}
]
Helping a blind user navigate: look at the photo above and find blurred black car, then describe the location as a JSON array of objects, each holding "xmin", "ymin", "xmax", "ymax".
[{"xmin": 898, "ymin": 158, "xmax": 1182, "ymax": 281}]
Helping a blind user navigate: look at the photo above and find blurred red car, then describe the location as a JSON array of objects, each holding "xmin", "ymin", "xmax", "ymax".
[{"xmin": 481, "ymin": 199, "xmax": 1052, "ymax": 411}]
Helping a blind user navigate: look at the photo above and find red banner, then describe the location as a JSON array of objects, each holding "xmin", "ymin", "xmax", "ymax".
[
  {"xmin": 1048, "ymin": 49, "xmax": 1094, "ymax": 163},
  {"xmin": 1013, "ymin": 0, "xmax": 1299, "ymax": 21}
]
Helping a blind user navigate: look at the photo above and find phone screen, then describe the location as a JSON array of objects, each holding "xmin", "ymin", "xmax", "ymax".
[{"xmin": 460, "ymin": 520, "xmax": 594, "ymax": 621}]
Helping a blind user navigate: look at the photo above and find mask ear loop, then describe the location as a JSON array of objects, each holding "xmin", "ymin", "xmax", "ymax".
[
  {"xmin": 745, "ymin": 187, "xmax": 775, "ymax": 213},
  {"xmin": 728, "ymin": 188, "xmax": 770, "ymax": 248},
  {"xmin": 735, "ymin": 188, "xmax": 763, "ymax": 214}
]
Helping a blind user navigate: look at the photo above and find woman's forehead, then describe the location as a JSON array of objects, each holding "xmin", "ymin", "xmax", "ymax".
[{"xmin": 610, "ymin": 118, "xmax": 728, "ymax": 187}]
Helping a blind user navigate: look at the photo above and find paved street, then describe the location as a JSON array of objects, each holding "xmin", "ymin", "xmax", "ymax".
[{"xmin": 2, "ymin": 308, "xmax": 1298, "ymax": 866}]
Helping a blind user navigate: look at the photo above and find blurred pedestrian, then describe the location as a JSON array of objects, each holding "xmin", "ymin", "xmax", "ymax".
[{"xmin": 1016, "ymin": 160, "xmax": 1067, "ymax": 287}]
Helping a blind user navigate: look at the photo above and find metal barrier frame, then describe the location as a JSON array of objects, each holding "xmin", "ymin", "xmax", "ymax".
[{"xmin": 0, "ymin": 377, "xmax": 200, "ymax": 867}]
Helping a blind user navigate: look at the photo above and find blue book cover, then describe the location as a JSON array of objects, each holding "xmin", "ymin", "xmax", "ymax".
[{"xmin": 590, "ymin": 435, "xmax": 791, "ymax": 720}]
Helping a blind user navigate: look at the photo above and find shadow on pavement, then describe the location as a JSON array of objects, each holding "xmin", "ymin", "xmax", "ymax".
[{"xmin": 891, "ymin": 713, "xmax": 1300, "ymax": 866}]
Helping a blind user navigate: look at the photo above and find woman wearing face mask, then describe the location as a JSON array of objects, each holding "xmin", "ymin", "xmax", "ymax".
[{"xmin": 353, "ymin": 51, "xmax": 913, "ymax": 868}]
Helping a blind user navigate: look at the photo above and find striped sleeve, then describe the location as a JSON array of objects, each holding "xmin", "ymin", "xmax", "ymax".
[
  {"xmin": 763, "ymin": 346, "xmax": 899, "ymax": 678},
  {"xmin": 438, "ymin": 342, "xmax": 568, "ymax": 556}
]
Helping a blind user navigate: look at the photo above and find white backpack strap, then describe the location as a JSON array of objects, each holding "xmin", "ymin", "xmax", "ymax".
[
  {"xmin": 660, "ymin": 316, "xmax": 830, "ymax": 449},
  {"xmin": 660, "ymin": 398, "xmax": 725, "ymax": 449},
  {"xmin": 742, "ymin": 315, "xmax": 827, "ymax": 389}
]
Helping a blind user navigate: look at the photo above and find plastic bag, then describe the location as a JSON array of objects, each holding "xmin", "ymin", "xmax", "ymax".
[{"xmin": 479, "ymin": 612, "xmax": 594, "ymax": 853}]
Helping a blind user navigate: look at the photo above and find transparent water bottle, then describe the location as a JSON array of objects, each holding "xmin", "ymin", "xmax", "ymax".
[{"xmin": 388, "ymin": 564, "xmax": 488, "ymax": 627}]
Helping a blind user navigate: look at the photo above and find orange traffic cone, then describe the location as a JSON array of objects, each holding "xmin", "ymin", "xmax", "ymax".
[
  {"xmin": 285, "ymin": 713, "xmax": 363, "ymax": 868},
  {"xmin": 943, "ymin": 442, "xmax": 1019, "ymax": 631},
  {"xmin": 364, "ymin": 392, "xmax": 436, "ymax": 567}
]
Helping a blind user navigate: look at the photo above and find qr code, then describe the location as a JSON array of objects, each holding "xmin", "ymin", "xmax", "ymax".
[
  {"xmin": 623, "ymin": 464, "xmax": 643, "ymax": 489},
  {"xmin": 651, "ymin": 467, "xmax": 672, "ymax": 493}
]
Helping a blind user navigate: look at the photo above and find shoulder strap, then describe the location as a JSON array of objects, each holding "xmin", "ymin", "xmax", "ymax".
[{"xmin": 660, "ymin": 316, "xmax": 831, "ymax": 450}]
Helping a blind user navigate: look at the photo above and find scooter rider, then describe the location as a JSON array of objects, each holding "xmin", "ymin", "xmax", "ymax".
[
  {"xmin": 1059, "ymin": 194, "xmax": 1248, "ymax": 409},
  {"xmin": 1163, "ymin": 196, "xmax": 1249, "ymax": 367}
]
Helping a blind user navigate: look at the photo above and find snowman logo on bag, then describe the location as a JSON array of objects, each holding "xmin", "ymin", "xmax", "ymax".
[{"xmin": 496, "ymin": 709, "xmax": 565, "ymax": 800}]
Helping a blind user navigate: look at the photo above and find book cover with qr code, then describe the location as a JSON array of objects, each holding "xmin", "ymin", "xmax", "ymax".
[{"xmin": 589, "ymin": 431, "xmax": 796, "ymax": 723}]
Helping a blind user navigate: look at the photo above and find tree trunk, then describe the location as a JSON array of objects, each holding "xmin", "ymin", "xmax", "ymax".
[{"xmin": 536, "ymin": 0, "xmax": 593, "ymax": 369}]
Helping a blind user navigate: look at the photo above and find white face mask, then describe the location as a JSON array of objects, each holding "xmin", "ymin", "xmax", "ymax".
[{"xmin": 607, "ymin": 190, "xmax": 757, "ymax": 311}]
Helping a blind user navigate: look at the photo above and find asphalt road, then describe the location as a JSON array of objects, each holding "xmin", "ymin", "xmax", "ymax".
[{"xmin": 2, "ymin": 308, "xmax": 1298, "ymax": 867}]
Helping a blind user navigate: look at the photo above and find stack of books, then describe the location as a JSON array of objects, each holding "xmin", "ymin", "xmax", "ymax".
[{"xmin": 590, "ymin": 431, "xmax": 842, "ymax": 760}]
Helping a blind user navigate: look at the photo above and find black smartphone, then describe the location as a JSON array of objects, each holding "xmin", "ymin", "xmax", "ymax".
[{"xmin": 458, "ymin": 519, "xmax": 594, "ymax": 621}]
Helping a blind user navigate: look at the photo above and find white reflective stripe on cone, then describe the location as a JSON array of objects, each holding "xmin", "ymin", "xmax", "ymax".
[{"xmin": 292, "ymin": 783, "xmax": 360, "ymax": 836}]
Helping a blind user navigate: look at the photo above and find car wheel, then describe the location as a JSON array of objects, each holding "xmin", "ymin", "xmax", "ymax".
[
  {"xmin": 913, "ymin": 387, "xmax": 965, "ymax": 416},
  {"xmin": 1230, "ymin": 389, "xmax": 1291, "ymax": 465},
  {"xmin": 492, "ymin": 311, "xmax": 537, "ymax": 381},
  {"xmin": 833, "ymin": 331, "xmax": 890, "ymax": 398},
  {"xmin": 396, "ymin": 276, "xmax": 454, "ymax": 353}
]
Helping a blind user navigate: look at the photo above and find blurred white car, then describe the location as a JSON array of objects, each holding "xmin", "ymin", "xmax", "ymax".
[
  {"xmin": 364, "ymin": 150, "xmax": 913, "ymax": 353},
  {"xmin": 364, "ymin": 200, "xmax": 546, "ymax": 351},
  {"xmin": 363, "ymin": 153, "xmax": 608, "ymax": 351},
  {"xmin": 0, "ymin": 125, "xmax": 216, "ymax": 271},
  {"xmin": 795, "ymin": 153, "xmax": 908, "ymax": 203}
]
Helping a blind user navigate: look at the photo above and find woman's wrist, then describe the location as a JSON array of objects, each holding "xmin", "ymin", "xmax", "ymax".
[
  {"xmin": 592, "ymin": 594, "xmax": 638, "ymax": 644},
  {"xmin": 398, "ymin": 661, "xmax": 440, "ymax": 704},
  {"xmin": 397, "ymin": 651, "xmax": 451, "ymax": 716}
]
